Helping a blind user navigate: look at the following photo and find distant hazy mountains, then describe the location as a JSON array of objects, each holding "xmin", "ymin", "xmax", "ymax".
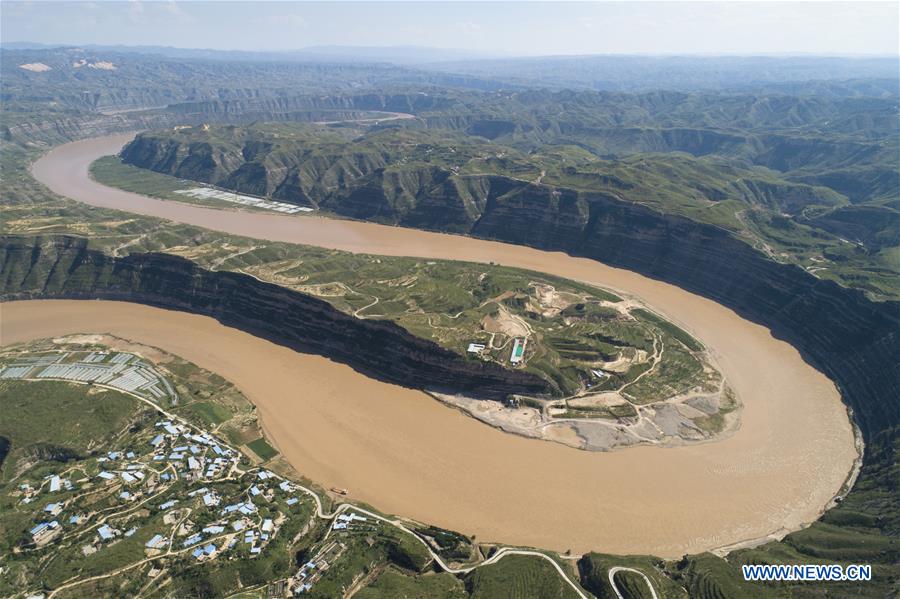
[
  {"xmin": 0, "ymin": 42, "xmax": 505, "ymax": 64},
  {"xmin": 428, "ymin": 54, "xmax": 900, "ymax": 94},
  {"xmin": 3, "ymin": 41, "xmax": 897, "ymax": 92}
]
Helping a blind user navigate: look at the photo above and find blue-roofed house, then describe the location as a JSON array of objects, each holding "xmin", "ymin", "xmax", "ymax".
[{"xmin": 97, "ymin": 524, "xmax": 116, "ymax": 541}]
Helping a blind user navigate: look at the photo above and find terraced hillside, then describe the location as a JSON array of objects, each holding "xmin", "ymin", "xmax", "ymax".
[{"xmin": 1, "ymin": 233, "xmax": 734, "ymax": 452}]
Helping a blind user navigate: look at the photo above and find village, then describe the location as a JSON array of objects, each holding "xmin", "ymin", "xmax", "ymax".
[
  {"xmin": 2, "ymin": 347, "xmax": 425, "ymax": 598},
  {"xmin": 14, "ymin": 412, "xmax": 308, "ymax": 566},
  {"xmin": 3, "ymin": 349, "xmax": 320, "ymax": 595}
]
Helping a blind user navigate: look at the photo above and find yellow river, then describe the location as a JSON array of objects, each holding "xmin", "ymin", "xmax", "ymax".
[{"xmin": 0, "ymin": 135, "xmax": 858, "ymax": 556}]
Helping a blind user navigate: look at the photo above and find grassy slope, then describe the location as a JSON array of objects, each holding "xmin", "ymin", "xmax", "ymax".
[
  {"xmin": 0, "ymin": 374, "xmax": 289, "ymax": 594},
  {"xmin": 0, "ymin": 380, "xmax": 139, "ymax": 483},
  {"xmin": 357, "ymin": 568, "xmax": 468, "ymax": 598},
  {"xmin": 464, "ymin": 554, "xmax": 582, "ymax": 599},
  {"xmin": 0, "ymin": 379, "xmax": 147, "ymax": 592}
]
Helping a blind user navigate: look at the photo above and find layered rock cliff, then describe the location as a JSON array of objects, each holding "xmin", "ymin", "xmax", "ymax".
[
  {"xmin": 119, "ymin": 129, "xmax": 840, "ymax": 226},
  {"xmin": 468, "ymin": 192, "xmax": 900, "ymax": 439},
  {"xmin": 115, "ymin": 130, "xmax": 900, "ymax": 440},
  {"xmin": 0, "ymin": 235, "xmax": 552, "ymax": 401},
  {"xmin": 2, "ymin": 111, "xmax": 178, "ymax": 146}
]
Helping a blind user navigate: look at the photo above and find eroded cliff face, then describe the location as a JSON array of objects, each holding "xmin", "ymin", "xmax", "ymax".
[
  {"xmin": 0, "ymin": 235, "xmax": 551, "ymax": 401},
  {"xmin": 119, "ymin": 129, "xmax": 842, "ymax": 231},
  {"xmin": 427, "ymin": 178, "xmax": 900, "ymax": 438},
  {"xmin": 162, "ymin": 93, "xmax": 456, "ymax": 120},
  {"xmin": 465, "ymin": 193, "xmax": 900, "ymax": 438},
  {"xmin": 2, "ymin": 112, "xmax": 177, "ymax": 146}
]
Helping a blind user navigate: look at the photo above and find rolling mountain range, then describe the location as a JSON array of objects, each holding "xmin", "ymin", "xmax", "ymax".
[{"xmin": 118, "ymin": 86, "xmax": 899, "ymax": 299}]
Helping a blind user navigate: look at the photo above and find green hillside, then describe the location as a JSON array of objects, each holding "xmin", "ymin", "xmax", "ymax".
[{"xmin": 114, "ymin": 116, "xmax": 899, "ymax": 299}]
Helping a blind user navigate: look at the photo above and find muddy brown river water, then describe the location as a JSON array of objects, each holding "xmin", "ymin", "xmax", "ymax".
[{"xmin": 2, "ymin": 135, "xmax": 859, "ymax": 556}]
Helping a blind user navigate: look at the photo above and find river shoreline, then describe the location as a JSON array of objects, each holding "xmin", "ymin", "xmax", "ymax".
[{"xmin": 6, "ymin": 134, "xmax": 860, "ymax": 557}]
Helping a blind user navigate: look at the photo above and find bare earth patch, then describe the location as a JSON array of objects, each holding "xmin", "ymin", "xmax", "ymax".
[
  {"xmin": 481, "ymin": 305, "xmax": 530, "ymax": 337},
  {"xmin": 431, "ymin": 376, "xmax": 739, "ymax": 452},
  {"xmin": 52, "ymin": 333, "xmax": 173, "ymax": 364},
  {"xmin": 19, "ymin": 62, "xmax": 52, "ymax": 72}
]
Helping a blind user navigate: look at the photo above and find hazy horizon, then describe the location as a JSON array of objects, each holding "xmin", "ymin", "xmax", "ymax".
[
  {"xmin": 2, "ymin": 1, "xmax": 898, "ymax": 57},
  {"xmin": 4, "ymin": 40, "xmax": 899, "ymax": 59}
]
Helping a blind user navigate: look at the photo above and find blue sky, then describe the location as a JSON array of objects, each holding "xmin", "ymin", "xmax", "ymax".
[{"xmin": 2, "ymin": 1, "xmax": 897, "ymax": 56}]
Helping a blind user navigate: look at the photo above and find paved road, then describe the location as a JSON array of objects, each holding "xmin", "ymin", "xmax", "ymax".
[
  {"xmin": 37, "ymin": 378, "xmax": 588, "ymax": 598},
  {"xmin": 608, "ymin": 566, "xmax": 659, "ymax": 599}
]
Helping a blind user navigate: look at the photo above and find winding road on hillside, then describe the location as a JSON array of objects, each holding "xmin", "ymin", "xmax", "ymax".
[
  {"xmin": 34, "ymin": 372, "xmax": 589, "ymax": 599},
  {"xmin": 608, "ymin": 567, "xmax": 659, "ymax": 599},
  {"xmin": 7, "ymin": 134, "xmax": 859, "ymax": 557}
]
